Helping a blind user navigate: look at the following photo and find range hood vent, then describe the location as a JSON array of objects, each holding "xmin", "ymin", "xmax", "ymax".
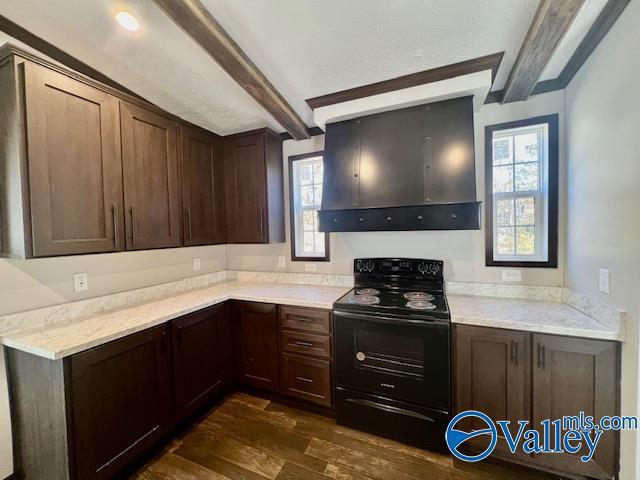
[{"xmin": 318, "ymin": 96, "xmax": 480, "ymax": 232}]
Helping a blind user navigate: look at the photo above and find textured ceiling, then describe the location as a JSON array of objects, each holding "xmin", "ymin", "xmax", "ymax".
[{"xmin": 0, "ymin": 0, "xmax": 606, "ymax": 135}]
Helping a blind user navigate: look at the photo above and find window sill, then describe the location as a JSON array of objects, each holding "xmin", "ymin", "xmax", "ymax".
[
  {"xmin": 291, "ymin": 256, "xmax": 330, "ymax": 262},
  {"xmin": 486, "ymin": 259, "xmax": 558, "ymax": 268}
]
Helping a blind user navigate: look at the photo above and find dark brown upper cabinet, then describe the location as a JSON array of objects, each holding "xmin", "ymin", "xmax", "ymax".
[
  {"xmin": 181, "ymin": 125, "xmax": 225, "ymax": 246},
  {"xmin": 0, "ymin": 57, "xmax": 125, "ymax": 257},
  {"xmin": 223, "ymin": 129, "xmax": 285, "ymax": 243},
  {"xmin": 120, "ymin": 102, "xmax": 182, "ymax": 250}
]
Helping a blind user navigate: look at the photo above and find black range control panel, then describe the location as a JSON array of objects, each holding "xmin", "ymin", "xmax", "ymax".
[{"xmin": 354, "ymin": 258, "xmax": 443, "ymax": 279}]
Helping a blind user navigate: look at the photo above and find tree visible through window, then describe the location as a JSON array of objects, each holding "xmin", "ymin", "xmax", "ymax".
[
  {"xmin": 485, "ymin": 115, "xmax": 558, "ymax": 267},
  {"xmin": 289, "ymin": 152, "xmax": 329, "ymax": 261}
]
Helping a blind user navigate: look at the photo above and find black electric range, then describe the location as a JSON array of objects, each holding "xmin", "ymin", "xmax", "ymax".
[{"xmin": 333, "ymin": 258, "xmax": 451, "ymax": 453}]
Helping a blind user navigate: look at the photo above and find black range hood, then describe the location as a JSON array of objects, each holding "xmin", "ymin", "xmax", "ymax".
[{"xmin": 318, "ymin": 96, "xmax": 481, "ymax": 232}]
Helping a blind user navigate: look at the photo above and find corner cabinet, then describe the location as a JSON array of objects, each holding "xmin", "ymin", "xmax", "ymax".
[
  {"xmin": 223, "ymin": 129, "xmax": 285, "ymax": 243},
  {"xmin": 455, "ymin": 325, "xmax": 620, "ymax": 480}
]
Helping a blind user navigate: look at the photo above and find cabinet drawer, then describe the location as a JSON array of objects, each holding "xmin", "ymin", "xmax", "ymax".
[
  {"xmin": 279, "ymin": 306, "xmax": 331, "ymax": 334},
  {"xmin": 281, "ymin": 331, "xmax": 330, "ymax": 359},
  {"xmin": 281, "ymin": 353, "xmax": 332, "ymax": 407}
]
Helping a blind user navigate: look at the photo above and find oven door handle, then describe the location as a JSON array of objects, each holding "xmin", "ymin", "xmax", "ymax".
[
  {"xmin": 345, "ymin": 398, "xmax": 436, "ymax": 422},
  {"xmin": 333, "ymin": 310, "xmax": 447, "ymax": 327}
]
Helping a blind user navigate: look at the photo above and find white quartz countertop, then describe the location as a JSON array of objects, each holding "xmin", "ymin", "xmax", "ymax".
[
  {"xmin": 449, "ymin": 294, "xmax": 624, "ymax": 341},
  {"xmin": 1, "ymin": 281, "xmax": 624, "ymax": 360},
  {"xmin": 0, "ymin": 281, "xmax": 349, "ymax": 360}
]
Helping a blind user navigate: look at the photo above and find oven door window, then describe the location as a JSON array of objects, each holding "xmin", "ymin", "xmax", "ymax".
[{"xmin": 355, "ymin": 329, "xmax": 424, "ymax": 380}]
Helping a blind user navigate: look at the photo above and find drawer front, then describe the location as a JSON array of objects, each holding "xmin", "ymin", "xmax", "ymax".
[
  {"xmin": 279, "ymin": 306, "xmax": 331, "ymax": 334},
  {"xmin": 281, "ymin": 331, "xmax": 330, "ymax": 359},
  {"xmin": 281, "ymin": 353, "xmax": 332, "ymax": 407}
]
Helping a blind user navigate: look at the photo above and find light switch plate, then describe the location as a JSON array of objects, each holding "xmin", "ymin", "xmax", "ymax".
[
  {"xmin": 501, "ymin": 269, "xmax": 522, "ymax": 283},
  {"xmin": 305, "ymin": 263, "xmax": 317, "ymax": 272},
  {"xmin": 193, "ymin": 258, "xmax": 201, "ymax": 271},
  {"xmin": 73, "ymin": 273, "xmax": 88, "ymax": 292},
  {"xmin": 599, "ymin": 269, "xmax": 611, "ymax": 294},
  {"xmin": 278, "ymin": 256, "xmax": 286, "ymax": 268}
]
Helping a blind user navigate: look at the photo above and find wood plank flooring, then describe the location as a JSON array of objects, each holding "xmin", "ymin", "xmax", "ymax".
[{"xmin": 132, "ymin": 392, "xmax": 558, "ymax": 480}]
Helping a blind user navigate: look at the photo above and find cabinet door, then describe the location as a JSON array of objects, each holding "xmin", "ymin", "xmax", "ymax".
[
  {"xmin": 181, "ymin": 126, "xmax": 225, "ymax": 245},
  {"xmin": 455, "ymin": 325, "xmax": 530, "ymax": 457},
  {"xmin": 24, "ymin": 62, "xmax": 124, "ymax": 256},
  {"xmin": 235, "ymin": 302, "xmax": 279, "ymax": 391},
  {"xmin": 69, "ymin": 325, "xmax": 171, "ymax": 480},
  {"xmin": 172, "ymin": 305, "xmax": 228, "ymax": 422},
  {"xmin": 531, "ymin": 335, "xmax": 618, "ymax": 480},
  {"xmin": 120, "ymin": 102, "xmax": 182, "ymax": 249},
  {"xmin": 224, "ymin": 135, "xmax": 267, "ymax": 243}
]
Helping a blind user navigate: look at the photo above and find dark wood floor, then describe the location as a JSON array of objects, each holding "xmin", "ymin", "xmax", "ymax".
[{"xmin": 132, "ymin": 392, "xmax": 558, "ymax": 480}]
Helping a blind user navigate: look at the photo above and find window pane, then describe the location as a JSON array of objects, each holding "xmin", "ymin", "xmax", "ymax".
[
  {"xmin": 493, "ymin": 137, "xmax": 512, "ymax": 165},
  {"xmin": 303, "ymin": 232, "xmax": 315, "ymax": 253},
  {"xmin": 300, "ymin": 185, "xmax": 314, "ymax": 206},
  {"xmin": 302, "ymin": 210, "xmax": 315, "ymax": 230},
  {"xmin": 497, "ymin": 227, "xmax": 515, "ymax": 255},
  {"xmin": 515, "ymin": 163, "xmax": 538, "ymax": 191},
  {"xmin": 299, "ymin": 164, "xmax": 313, "ymax": 185},
  {"xmin": 515, "ymin": 197, "xmax": 535, "ymax": 225},
  {"xmin": 313, "ymin": 184, "xmax": 322, "ymax": 206},
  {"xmin": 493, "ymin": 165, "xmax": 513, "ymax": 193},
  {"xmin": 314, "ymin": 232, "xmax": 325, "ymax": 252},
  {"xmin": 515, "ymin": 132, "xmax": 539, "ymax": 163},
  {"xmin": 496, "ymin": 198, "xmax": 514, "ymax": 226},
  {"xmin": 516, "ymin": 226, "xmax": 535, "ymax": 255},
  {"xmin": 313, "ymin": 162, "xmax": 323, "ymax": 182}
]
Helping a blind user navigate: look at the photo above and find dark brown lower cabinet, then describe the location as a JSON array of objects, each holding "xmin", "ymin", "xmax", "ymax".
[
  {"xmin": 281, "ymin": 352, "xmax": 332, "ymax": 407},
  {"xmin": 234, "ymin": 301, "xmax": 280, "ymax": 391},
  {"xmin": 6, "ymin": 325, "xmax": 172, "ymax": 480},
  {"xmin": 455, "ymin": 325, "xmax": 619, "ymax": 480},
  {"xmin": 530, "ymin": 334, "xmax": 619, "ymax": 480},
  {"xmin": 455, "ymin": 325, "xmax": 530, "ymax": 458},
  {"xmin": 171, "ymin": 304, "xmax": 231, "ymax": 422}
]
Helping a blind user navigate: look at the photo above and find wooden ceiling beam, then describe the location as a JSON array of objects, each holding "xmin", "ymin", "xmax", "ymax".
[
  {"xmin": 306, "ymin": 52, "xmax": 504, "ymax": 110},
  {"xmin": 153, "ymin": 0, "xmax": 310, "ymax": 140},
  {"xmin": 502, "ymin": 0, "xmax": 584, "ymax": 103}
]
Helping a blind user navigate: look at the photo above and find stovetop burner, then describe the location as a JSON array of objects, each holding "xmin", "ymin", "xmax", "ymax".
[
  {"xmin": 356, "ymin": 288, "xmax": 380, "ymax": 296},
  {"xmin": 349, "ymin": 294, "xmax": 380, "ymax": 305},
  {"xmin": 403, "ymin": 291, "xmax": 435, "ymax": 301},
  {"xmin": 406, "ymin": 300, "xmax": 437, "ymax": 310}
]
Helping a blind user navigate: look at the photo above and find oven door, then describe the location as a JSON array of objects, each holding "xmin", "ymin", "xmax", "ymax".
[{"xmin": 333, "ymin": 310, "xmax": 450, "ymax": 411}]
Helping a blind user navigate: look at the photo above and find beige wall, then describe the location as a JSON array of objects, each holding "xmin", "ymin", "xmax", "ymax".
[
  {"xmin": 227, "ymin": 90, "xmax": 566, "ymax": 286},
  {"xmin": 564, "ymin": 2, "xmax": 640, "ymax": 478},
  {"xmin": 0, "ymin": 245, "xmax": 226, "ymax": 316}
]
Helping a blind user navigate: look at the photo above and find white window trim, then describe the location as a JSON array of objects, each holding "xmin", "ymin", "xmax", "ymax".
[
  {"xmin": 492, "ymin": 123, "xmax": 549, "ymax": 263},
  {"xmin": 291, "ymin": 155, "xmax": 326, "ymax": 259}
]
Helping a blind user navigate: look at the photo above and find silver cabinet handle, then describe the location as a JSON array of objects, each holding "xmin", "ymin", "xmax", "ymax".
[
  {"xmin": 293, "ymin": 341, "xmax": 314, "ymax": 348},
  {"xmin": 185, "ymin": 208, "xmax": 192, "ymax": 243},
  {"xmin": 295, "ymin": 376, "xmax": 314, "ymax": 384},
  {"xmin": 258, "ymin": 208, "xmax": 264, "ymax": 240}
]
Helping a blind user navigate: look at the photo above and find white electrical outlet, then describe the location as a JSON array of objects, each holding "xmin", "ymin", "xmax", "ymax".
[
  {"xmin": 501, "ymin": 269, "xmax": 522, "ymax": 283},
  {"xmin": 599, "ymin": 268, "xmax": 611, "ymax": 294},
  {"xmin": 305, "ymin": 263, "xmax": 317, "ymax": 272},
  {"xmin": 73, "ymin": 273, "xmax": 88, "ymax": 292},
  {"xmin": 193, "ymin": 258, "xmax": 201, "ymax": 271},
  {"xmin": 278, "ymin": 256, "xmax": 286, "ymax": 268}
]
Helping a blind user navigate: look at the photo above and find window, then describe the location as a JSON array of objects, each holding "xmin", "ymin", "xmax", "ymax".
[
  {"xmin": 485, "ymin": 115, "xmax": 558, "ymax": 267},
  {"xmin": 289, "ymin": 151, "xmax": 329, "ymax": 261}
]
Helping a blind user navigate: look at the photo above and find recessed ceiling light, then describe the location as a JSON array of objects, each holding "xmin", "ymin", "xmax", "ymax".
[{"xmin": 115, "ymin": 11, "xmax": 140, "ymax": 32}]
